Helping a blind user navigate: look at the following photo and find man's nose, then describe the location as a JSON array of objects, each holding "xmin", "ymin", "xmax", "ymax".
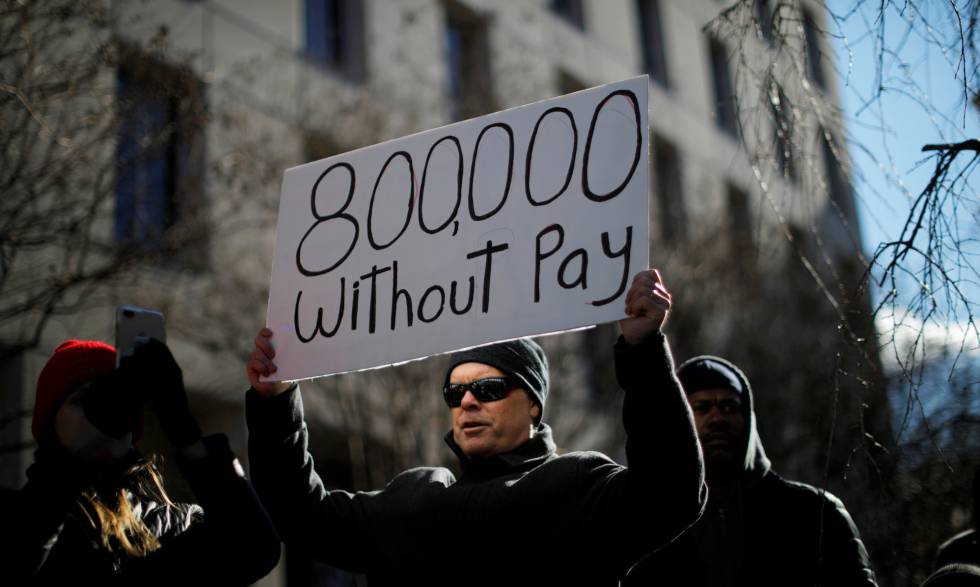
[
  {"xmin": 704, "ymin": 407, "xmax": 730, "ymax": 428},
  {"xmin": 460, "ymin": 390, "xmax": 481, "ymax": 409}
]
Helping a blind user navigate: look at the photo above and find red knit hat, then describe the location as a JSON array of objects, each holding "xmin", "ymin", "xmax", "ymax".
[{"xmin": 33, "ymin": 340, "xmax": 117, "ymax": 441}]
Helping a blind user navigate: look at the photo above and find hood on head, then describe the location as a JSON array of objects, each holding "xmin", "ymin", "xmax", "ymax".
[{"xmin": 677, "ymin": 355, "xmax": 770, "ymax": 481}]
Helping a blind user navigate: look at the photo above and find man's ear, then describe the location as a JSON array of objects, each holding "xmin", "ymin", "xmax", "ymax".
[{"xmin": 530, "ymin": 403, "xmax": 541, "ymax": 420}]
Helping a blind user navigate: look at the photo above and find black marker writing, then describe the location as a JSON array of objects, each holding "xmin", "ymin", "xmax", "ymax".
[
  {"xmin": 582, "ymin": 89, "xmax": 641, "ymax": 202},
  {"xmin": 296, "ymin": 163, "xmax": 358, "ymax": 276}
]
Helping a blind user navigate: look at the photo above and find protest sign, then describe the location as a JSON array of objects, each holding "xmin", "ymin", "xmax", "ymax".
[{"xmin": 265, "ymin": 75, "xmax": 649, "ymax": 380}]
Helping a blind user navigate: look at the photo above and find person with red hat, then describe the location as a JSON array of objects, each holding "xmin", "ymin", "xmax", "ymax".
[{"xmin": 1, "ymin": 338, "xmax": 281, "ymax": 584}]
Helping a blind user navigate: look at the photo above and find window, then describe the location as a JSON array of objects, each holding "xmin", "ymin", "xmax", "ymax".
[
  {"xmin": 305, "ymin": 0, "xmax": 366, "ymax": 81},
  {"xmin": 550, "ymin": 0, "xmax": 585, "ymax": 30},
  {"xmin": 636, "ymin": 0, "xmax": 669, "ymax": 88},
  {"xmin": 708, "ymin": 37, "xmax": 738, "ymax": 138},
  {"xmin": 755, "ymin": 0, "xmax": 774, "ymax": 45},
  {"xmin": 652, "ymin": 135, "xmax": 687, "ymax": 242},
  {"xmin": 769, "ymin": 81, "xmax": 797, "ymax": 182},
  {"xmin": 802, "ymin": 7, "xmax": 826, "ymax": 90},
  {"xmin": 445, "ymin": 3, "xmax": 493, "ymax": 121},
  {"xmin": 115, "ymin": 52, "xmax": 206, "ymax": 261},
  {"xmin": 727, "ymin": 182, "xmax": 753, "ymax": 253}
]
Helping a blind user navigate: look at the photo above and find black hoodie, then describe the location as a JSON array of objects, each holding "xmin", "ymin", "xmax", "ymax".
[{"xmin": 624, "ymin": 355, "xmax": 878, "ymax": 587}]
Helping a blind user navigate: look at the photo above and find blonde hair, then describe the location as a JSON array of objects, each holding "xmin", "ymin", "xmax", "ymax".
[{"xmin": 76, "ymin": 458, "xmax": 174, "ymax": 558}]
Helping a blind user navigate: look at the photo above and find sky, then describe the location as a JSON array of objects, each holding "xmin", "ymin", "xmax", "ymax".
[
  {"xmin": 828, "ymin": 0, "xmax": 979, "ymax": 326},
  {"xmin": 828, "ymin": 0, "xmax": 979, "ymax": 254},
  {"xmin": 826, "ymin": 0, "xmax": 980, "ymax": 437}
]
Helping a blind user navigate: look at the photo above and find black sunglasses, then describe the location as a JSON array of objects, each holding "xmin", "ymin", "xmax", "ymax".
[{"xmin": 443, "ymin": 377, "xmax": 514, "ymax": 407}]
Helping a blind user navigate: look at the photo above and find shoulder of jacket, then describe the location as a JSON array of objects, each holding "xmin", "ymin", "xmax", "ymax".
[
  {"xmin": 760, "ymin": 474, "xmax": 849, "ymax": 511},
  {"xmin": 786, "ymin": 478, "xmax": 844, "ymax": 503},
  {"xmin": 388, "ymin": 466, "xmax": 456, "ymax": 487},
  {"xmin": 550, "ymin": 450, "xmax": 620, "ymax": 471},
  {"xmin": 136, "ymin": 498, "xmax": 203, "ymax": 538},
  {"xmin": 938, "ymin": 528, "xmax": 976, "ymax": 550}
]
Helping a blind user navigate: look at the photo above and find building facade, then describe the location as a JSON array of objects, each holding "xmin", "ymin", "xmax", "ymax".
[{"xmin": 1, "ymin": 1, "xmax": 888, "ymax": 585}]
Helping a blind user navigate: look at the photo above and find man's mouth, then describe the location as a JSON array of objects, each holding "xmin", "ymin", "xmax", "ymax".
[
  {"xmin": 461, "ymin": 421, "xmax": 490, "ymax": 433},
  {"xmin": 702, "ymin": 432, "xmax": 735, "ymax": 447}
]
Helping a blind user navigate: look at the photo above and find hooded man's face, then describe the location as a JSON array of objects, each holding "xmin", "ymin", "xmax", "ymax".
[{"xmin": 688, "ymin": 388, "xmax": 745, "ymax": 479}]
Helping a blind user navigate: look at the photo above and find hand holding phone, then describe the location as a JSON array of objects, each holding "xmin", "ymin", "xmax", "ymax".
[
  {"xmin": 78, "ymin": 306, "xmax": 166, "ymax": 439},
  {"xmin": 119, "ymin": 339, "xmax": 201, "ymax": 448}
]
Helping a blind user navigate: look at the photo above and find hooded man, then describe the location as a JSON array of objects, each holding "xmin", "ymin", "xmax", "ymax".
[
  {"xmin": 625, "ymin": 355, "xmax": 877, "ymax": 587},
  {"xmin": 244, "ymin": 269, "xmax": 706, "ymax": 586}
]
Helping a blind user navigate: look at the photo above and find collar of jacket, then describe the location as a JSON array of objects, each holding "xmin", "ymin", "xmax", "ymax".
[{"xmin": 444, "ymin": 423, "xmax": 557, "ymax": 481}]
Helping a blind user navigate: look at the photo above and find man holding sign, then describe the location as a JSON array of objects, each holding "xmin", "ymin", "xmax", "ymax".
[{"xmin": 245, "ymin": 268, "xmax": 705, "ymax": 585}]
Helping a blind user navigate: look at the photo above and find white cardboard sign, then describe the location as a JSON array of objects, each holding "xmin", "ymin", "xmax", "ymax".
[{"xmin": 265, "ymin": 76, "xmax": 649, "ymax": 381}]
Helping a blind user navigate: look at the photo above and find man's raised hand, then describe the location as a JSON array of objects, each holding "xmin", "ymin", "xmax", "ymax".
[
  {"xmin": 619, "ymin": 269, "xmax": 672, "ymax": 345},
  {"xmin": 247, "ymin": 328, "xmax": 293, "ymax": 397}
]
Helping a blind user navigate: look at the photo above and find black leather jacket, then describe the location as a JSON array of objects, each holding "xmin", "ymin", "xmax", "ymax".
[{"xmin": 1, "ymin": 435, "xmax": 280, "ymax": 586}]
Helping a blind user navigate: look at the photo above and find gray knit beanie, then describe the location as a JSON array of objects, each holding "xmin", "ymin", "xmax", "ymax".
[{"xmin": 446, "ymin": 338, "xmax": 549, "ymax": 422}]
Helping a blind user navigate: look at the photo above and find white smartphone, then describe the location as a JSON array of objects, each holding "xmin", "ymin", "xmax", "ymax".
[{"xmin": 115, "ymin": 305, "xmax": 166, "ymax": 366}]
